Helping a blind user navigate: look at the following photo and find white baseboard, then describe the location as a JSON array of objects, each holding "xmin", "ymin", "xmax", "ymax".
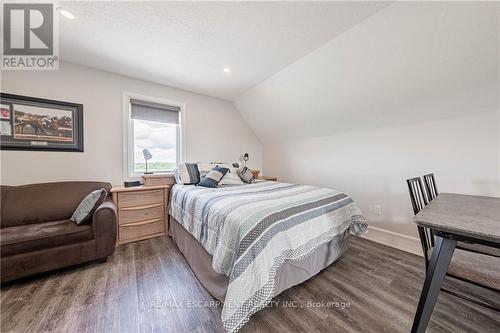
[{"xmin": 360, "ymin": 226, "xmax": 423, "ymax": 256}]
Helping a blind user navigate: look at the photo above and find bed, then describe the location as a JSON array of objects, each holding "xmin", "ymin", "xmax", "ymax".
[{"xmin": 169, "ymin": 180, "xmax": 367, "ymax": 332}]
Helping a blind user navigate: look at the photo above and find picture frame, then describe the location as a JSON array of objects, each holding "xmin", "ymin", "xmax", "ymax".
[{"xmin": 0, "ymin": 93, "xmax": 84, "ymax": 152}]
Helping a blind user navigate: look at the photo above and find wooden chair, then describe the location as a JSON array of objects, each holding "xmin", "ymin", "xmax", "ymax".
[{"xmin": 407, "ymin": 176, "xmax": 500, "ymax": 311}]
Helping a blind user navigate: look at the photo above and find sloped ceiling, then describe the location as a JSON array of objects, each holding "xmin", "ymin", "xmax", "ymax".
[
  {"xmin": 234, "ymin": 2, "xmax": 500, "ymax": 143},
  {"xmin": 59, "ymin": 1, "xmax": 390, "ymax": 100}
]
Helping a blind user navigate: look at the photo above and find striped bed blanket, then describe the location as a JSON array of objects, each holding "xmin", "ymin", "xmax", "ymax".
[{"xmin": 169, "ymin": 181, "xmax": 367, "ymax": 332}]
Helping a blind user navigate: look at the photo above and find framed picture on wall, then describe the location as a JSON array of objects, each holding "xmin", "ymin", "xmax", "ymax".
[{"xmin": 0, "ymin": 93, "xmax": 84, "ymax": 152}]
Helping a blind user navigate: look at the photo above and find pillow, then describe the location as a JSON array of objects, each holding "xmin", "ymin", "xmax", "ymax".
[
  {"xmin": 198, "ymin": 166, "xmax": 229, "ymax": 188},
  {"xmin": 208, "ymin": 162, "xmax": 239, "ymax": 167},
  {"xmin": 71, "ymin": 188, "xmax": 107, "ymax": 224},
  {"xmin": 215, "ymin": 162, "xmax": 239, "ymax": 170},
  {"xmin": 197, "ymin": 162, "xmax": 214, "ymax": 179},
  {"xmin": 175, "ymin": 162, "xmax": 200, "ymax": 184},
  {"xmin": 197, "ymin": 162, "xmax": 240, "ymax": 180},
  {"xmin": 215, "ymin": 163, "xmax": 242, "ymax": 185},
  {"xmin": 238, "ymin": 166, "xmax": 255, "ymax": 184},
  {"xmin": 219, "ymin": 168, "xmax": 244, "ymax": 186}
]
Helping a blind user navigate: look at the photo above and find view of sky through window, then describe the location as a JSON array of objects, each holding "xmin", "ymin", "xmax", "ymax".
[{"xmin": 133, "ymin": 119, "xmax": 177, "ymax": 172}]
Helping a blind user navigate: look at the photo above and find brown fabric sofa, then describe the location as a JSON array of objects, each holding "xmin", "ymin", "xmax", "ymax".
[{"xmin": 1, "ymin": 181, "xmax": 117, "ymax": 283}]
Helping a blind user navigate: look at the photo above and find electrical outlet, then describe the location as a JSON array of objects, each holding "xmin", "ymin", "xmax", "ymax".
[{"xmin": 374, "ymin": 205, "xmax": 382, "ymax": 216}]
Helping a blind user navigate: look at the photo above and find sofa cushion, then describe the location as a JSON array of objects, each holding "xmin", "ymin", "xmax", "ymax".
[
  {"xmin": 1, "ymin": 181, "xmax": 112, "ymax": 227},
  {"xmin": 71, "ymin": 188, "xmax": 107, "ymax": 224},
  {"xmin": 0, "ymin": 219, "xmax": 93, "ymax": 256}
]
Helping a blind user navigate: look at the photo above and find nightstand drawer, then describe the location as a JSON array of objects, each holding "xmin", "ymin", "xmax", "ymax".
[
  {"xmin": 119, "ymin": 204, "xmax": 164, "ymax": 225},
  {"xmin": 119, "ymin": 218, "xmax": 165, "ymax": 243},
  {"xmin": 118, "ymin": 189, "xmax": 164, "ymax": 208}
]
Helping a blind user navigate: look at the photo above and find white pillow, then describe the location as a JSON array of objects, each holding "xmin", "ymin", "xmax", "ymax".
[
  {"xmin": 219, "ymin": 169, "xmax": 244, "ymax": 185},
  {"xmin": 197, "ymin": 162, "xmax": 214, "ymax": 179},
  {"xmin": 197, "ymin": 162, "xmax": 239, "ymax": 175},
  {"xmin": 204, "ymin": 162, "xmax": 243, "ymax": 186}
]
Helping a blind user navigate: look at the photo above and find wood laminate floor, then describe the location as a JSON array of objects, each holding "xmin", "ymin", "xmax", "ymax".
[{"xmin": 1, "ymin": 236, "xmax": 499, "ymax": 333}]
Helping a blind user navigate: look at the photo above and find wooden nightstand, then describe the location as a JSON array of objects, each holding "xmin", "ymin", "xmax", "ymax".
[
  {"xmin": 259, "ymin": 176, "xmax": 278, "ymax": 181},
  {"xmin": 111, "ymin": 185, "xmax": 170, "ymax": 245}
]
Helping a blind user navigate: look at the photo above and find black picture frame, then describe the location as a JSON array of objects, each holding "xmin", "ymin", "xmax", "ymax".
[{"xmin": 0, "ymin": 93, "xmax": 83, "ymax": 152}]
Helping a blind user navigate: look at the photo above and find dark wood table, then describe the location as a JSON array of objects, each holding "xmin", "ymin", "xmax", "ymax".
[{"xmin": 411, "ymin": 193, "xmax": 500, "ymax": 333}]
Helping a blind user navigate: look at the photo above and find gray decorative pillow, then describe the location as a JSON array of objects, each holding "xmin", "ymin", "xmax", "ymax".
[
  {"xmin": 71, "ymin": 188, "xmax": 107, "ymax": 224},
  {"xmin": 238, "ymin": 167, "xmax": 255, "ymax": 184}
]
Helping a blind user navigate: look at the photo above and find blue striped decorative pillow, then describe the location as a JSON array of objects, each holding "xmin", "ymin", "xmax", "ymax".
[
  {"xmin": 175, "ymin": 162, "xmax": 200, "ymax": 185},
  {"xmin": 198, "ymin": 166, "xmax": 229, "ymax": 188}
]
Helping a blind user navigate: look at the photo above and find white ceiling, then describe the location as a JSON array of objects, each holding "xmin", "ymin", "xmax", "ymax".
[{"xmin": 59, "ymin": 1, "xmax": 390, "ymax": 100}]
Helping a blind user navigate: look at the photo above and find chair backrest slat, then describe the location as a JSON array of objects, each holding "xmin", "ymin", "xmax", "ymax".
[
  {"xmin": 407, "ymin": 177, "xmax": 428, "ymax": 215},
  {"xmin": 423, "ymin": 173, "xmax": 439, "ymax": 201}
]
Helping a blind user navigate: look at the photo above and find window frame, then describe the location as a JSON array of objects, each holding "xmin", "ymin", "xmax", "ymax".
[{"xmin": 122, "ymin": 91, "xmax": 186, "ymax": 180}]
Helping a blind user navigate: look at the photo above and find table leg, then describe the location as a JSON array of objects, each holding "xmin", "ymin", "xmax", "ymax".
[{"xmin": 411, "ymin": 235, "xmax": 456, "ymax": 333}]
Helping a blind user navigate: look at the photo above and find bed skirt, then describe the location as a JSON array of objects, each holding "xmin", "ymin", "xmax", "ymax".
[{"xmin": 169, "ymin": 215, "xmax": 350, "ymax": 302}]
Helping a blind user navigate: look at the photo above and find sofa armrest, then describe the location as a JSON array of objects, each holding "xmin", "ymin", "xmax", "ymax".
[{"xmin": 92, "ymin": 198, "xmax": 117, "ymax": 258}]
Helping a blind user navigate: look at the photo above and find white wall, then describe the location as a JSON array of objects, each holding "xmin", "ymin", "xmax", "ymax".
[
  {"xmin": 264, "ymin": 111, "xmax": 500, "ymax": 240},
  {"xmin": 235, "ymin": 2, "xmax": 499, "ymax": 144},
  {"xmin": 234, "ymin": 2, "xmax": 500, "ymax": 248},
  {"xmin": 1, "ymin": 61, "xmax": 262, "ymax": 186}
]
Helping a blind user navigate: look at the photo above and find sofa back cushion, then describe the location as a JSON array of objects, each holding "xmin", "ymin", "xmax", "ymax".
[{"xmin": 1, "ymin": 181, "xmax": 112, "ymax": 227}]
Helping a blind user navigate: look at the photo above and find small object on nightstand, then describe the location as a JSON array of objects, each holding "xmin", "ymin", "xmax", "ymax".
[
  {"xmin": 251, "ymin": 169, "xmax": 260, "ymax": 179},
  {"xmin": 111, "ymin": 185, "xmax": 170, "ymax": 245},
  {"xmin": 259, "ymin": 176, "xmax": 278, "ymax": 181},
  {"xmin": 124, "ymin": 180, "xmax": 142, "ymax": 187}
]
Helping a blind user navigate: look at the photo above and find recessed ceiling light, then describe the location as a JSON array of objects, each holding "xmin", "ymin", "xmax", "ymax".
[
  {"xmin": 57, "ymin": 7, "xmax": 75, "ymax": 20},
  {"xmin": 223, "ymin": 68, "xmax": 231, "ymax": 73}
]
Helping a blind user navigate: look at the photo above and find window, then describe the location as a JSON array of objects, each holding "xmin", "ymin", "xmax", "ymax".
[{"xmin": 124, "ymin": 94, "xmax": 183, "ymax": 178}]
